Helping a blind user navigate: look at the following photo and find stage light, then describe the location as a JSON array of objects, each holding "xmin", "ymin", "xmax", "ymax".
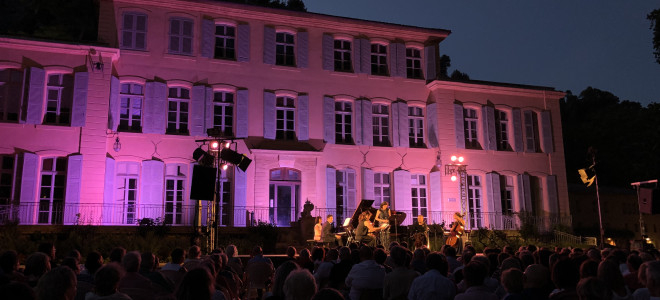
[
  {"xmin": 451, "ymin": 175, "xmax": 457, "ymax": 182},
  {"xmin": 458, "ymin": 156, "xmax": 464, "ymax": 163},
  {"xmin": 221, "ymin": 164, "xmax": 228, "ymax": 171},
  {"xmin": 220, "ymin": 148, "xmax": 252, "ymax": 172},
  {"xmin": 225, "ymin": 142, "xmax": 231, "ymax": 148},
  {"xmin": 192, "ymin": 147, "xmax": 214, "ymax": 167},
  {"xmin": 210, "ymin": 141, "xmax": 220, "ymax": 151},
  {"xmin": 451, "ymin": 155, "xmax": 457, "ymax": 162}
]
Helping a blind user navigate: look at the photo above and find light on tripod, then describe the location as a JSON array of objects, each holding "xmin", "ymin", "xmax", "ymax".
[{"xmin": 210, "ymin": 141, "xmax": 220, "ymax": 151}]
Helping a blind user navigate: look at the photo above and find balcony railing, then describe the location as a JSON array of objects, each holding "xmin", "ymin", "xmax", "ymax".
[{"xmin": 0, "ymin": 203, "xmax": 571, "ymax": 232}]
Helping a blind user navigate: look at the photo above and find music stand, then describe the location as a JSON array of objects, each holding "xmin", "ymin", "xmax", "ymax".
[
  {"xmin": 343, "ymin": 217, "xmax": 354, "ymax": 244},
  {"xmin": 390, "ymin": 212, "xmax": 406, "ymax": 244}
]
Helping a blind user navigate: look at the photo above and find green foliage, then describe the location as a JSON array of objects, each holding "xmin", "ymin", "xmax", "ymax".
[
  {"xmin": 137, "ymin": 218, "xmax": 171, "ymax": 238},
  {"xmin": 450, "ymin": 69, "xmax": 470, "ymax": 81},
  {"xmin": 561, "ymin": 87, "xmax": 660, "ymax": 187},
  {"xmin": 439, "ymin": 55, "xmax": 451, "ymax": 78},
  {"xmin": 648, "ymin": 9, "xmax": 660, "ymax": 64}
]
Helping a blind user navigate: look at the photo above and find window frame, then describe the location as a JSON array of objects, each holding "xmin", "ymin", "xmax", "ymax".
[
  {"xmin": 44, "ymin": 73, "xmax": 73, "ymax": 125},
  {"xmin": 463, "ymin": 107, "xmax": 479, "ymax": 149},
  {"xmin": 275, "ymin": 95, "xmax": 296, "ymax": 140},
  {"xmin": 120, "ymin": 12, "xmax": 148, "ymax": 50},
  {"xmin": 275, "ymin": 31, "xmax": 296, "ymax": 67},
  {"xmin": 168, "ymin": 17, "xmax": 194, "ymax": 56},
  {"xmin": 408, "ymin": 106, "xmax": 425, "ymax": 148},
  {"xmin": 0, "ymin": 68, "xmax": 22, "ymax": 122},
  {"xmin": 118, "ymin": 82, "xmax": 144, "ymax": 132},
  {"xmin": 495, "ymin": 109, "xmax": 510, "ymax": 151},
  {"xmin": 333, "ymin": 39, "xmax": 353, "ymax": 73},
  {"xmin": 214, "ymin": 23, "xmax": 236, "ymax": 60},
  {"xmin": 500, "ymin": 175, "xmax": 514, "ymax": 215},
  {"xmin": 334, "ymin": 100, "xmax": 353, "ymax": 144},
  {"xmin": 370, "ymin": 43, "xmax": 388, "ymax": 76},
  {"xmin": 373, "ymin": 172, "xmax": 391, "ymax": 208},
  {"xmin": 335, "ymin": 168, "xmax": 356, "ymax": 226},
  {"xmin": 405, "ymin": 47, "xmax": 423, "ymax": 79},
  {"xmin": 115, "ymin": 162, "xmax": 140, "ymax": 225},
  {"xmin": 523, "ymin": 110, "xmax": 541, "ymax": 152},
  {"xmin": 212, "ymin": 90, "xmax": 235, "ymax": 137},
  {"xmin": 372, "ymin": 103, "xmax": 390, "ymax": 147},
  {"xmin": 411, "ymin": 174, "xmax": 428, "ymax": 219},
  {"xmin": 467, "ymin": 174, "xmax": 482, "ymax": 229},
  {"xmin": 38, "ymin": 157, "xmax": 67, "ymax": 224},
  {"xmin": 164, "ymin": 164, "xmax": 187, "ymax": 225},
  {"xmin": 166, "ymin": 86, "xmax": 190, "ymax": 135},
  {"xmin": 0, "ymin": 155, "xmax": 16, "ymax": 206}
]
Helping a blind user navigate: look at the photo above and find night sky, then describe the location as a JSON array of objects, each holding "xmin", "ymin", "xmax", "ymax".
[{"xmin": 304, "ymin": 0, "xmax": 660, "ymax": 106}]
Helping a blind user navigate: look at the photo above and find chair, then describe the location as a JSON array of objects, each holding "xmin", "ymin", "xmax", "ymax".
[{"xmin": 245, "ymin": 261, "xmax": 274, "ymax": 300}]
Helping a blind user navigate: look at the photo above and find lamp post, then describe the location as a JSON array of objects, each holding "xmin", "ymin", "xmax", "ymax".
[
  {"xmin": 445, "ymin": 155, "xmax": 468, "ymax": 226},
  {"xmin": 631, "ymin": 179, "xmax": 658, "ymax": 247}
]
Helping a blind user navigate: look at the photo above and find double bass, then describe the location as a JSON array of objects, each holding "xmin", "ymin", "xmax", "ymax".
[{"xmin": 445, "ymin": 212, "xmax": 465, "ymax": 247}]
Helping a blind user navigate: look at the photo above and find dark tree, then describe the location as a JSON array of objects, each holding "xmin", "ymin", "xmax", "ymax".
[
  {"xmin": 648, "ymin": 9, "xmax": 660, "ymax": 64},
  {"xmin": 450, "ymin": 69, "xmax": 470, "ymax": 81},
  {"xmin": 439, "ymin": 54, "xmax": 451, "ymax": 78}
]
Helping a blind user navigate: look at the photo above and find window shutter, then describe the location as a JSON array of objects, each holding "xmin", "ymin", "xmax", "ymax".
[
  {"xmin": 323, "ymin": 96, "xmax": 335, "ymax": 144},
  {"xmin": 512, "ymin": 108, "xmax": 524, "ymax": 152},
  {"xmin": 19, "ymin": 153, "xmax": 39, "ymax": 224},
  {"xmin": 361, "ymin": 100, "xmax": 373, "ymax": 146},
  {"xmin": 143, "ymin": 82, "xmax": 167, "ymax": 134},
  {"xmin": 235, "ymin": 89, "xmax": 249, "ymax": 138},
  {"xmin": 518, "ymin": 173, "xmax": 531, "ymax": 212},
  {"xmin": 426, "ymin": 103, "xmax": 439, "ymax": 148},
  {"xmin": 204, "ymin": 87, "xmax": 213, "ymax": 135},
  {"xmin": 541, "ymin": 111, "xmax": 554, "ymax": 154},
  {"xmin": 236, "ymin": 24, "xmax": 250, "ymax": 62},
  {"xmin": 322, "ymin": 34, "xmax": 334, "ymax": 71},
  {"xmin": 429, "ymin": 171, "xmax": 443, "ymax": 222},
  {"xmin": 108, "ymin": 76, "xmax": 120, "ymax": 131},
  {"xmin": 454, "ymin": 102, "xmax": 465, "ymax": 149},
  {"xmin": 354, "ymin": 99, "xmax": 363, "ymax": 145},
  {"xmin": 352, "ymin": 39, "xmax": 360, "ymax": 74},
  {"xmin": 102, "ymin": 156, "xmax": 115, "ymax": 224},
  {"xmin": 297, "ymin": 31, "xmax": 308, "ymax": 68},
  {"xmin": 297, "ymin": 94, "xmax": 309, "ymax": 141},
  {"xmin": 71, "ymin": 72, "xmax": 88, "ymax": 127},
  {"xmin": 397, "ymin": 102, "xmax": 409, "ymax": 148},
  {"xmin": 481, "ymin": 105, "xmax": 496, "ymax": 150},
  {"xmin": 326, "ymin": 167, "xmax": 336, "ymax": 211},
  {"xmin": 234, "ymin": 166, "xmax": 247, "ymax": 226},
  {"xmin": 263, "ymin": 91, "xmax": 276, "ymax": 139},
  {"xmin": 140, "ymin": 160, "xmax": 164, "ymax": 220},
  {"xmin": 263, "ymin": 26, "xmax": 275, "ymax": 65},
  {"xmin": 361, "ymin": 167, "xmax": 374, "ymax": 200},
  {"xmin": 357, "ymin": 38, "xmax": 370, "ymax": 74},
  {"xmin": 201, "ymin": 19, "xmax": 214, "ymax": 58},
  {"xmin": 396, "ymin": 43, "xmax": 406, "ymax": 78},
  {"xmin": 347, "ymin": 169, "xmax": 356, "ymax": 211},
  {"xmin": 546, "ymin": 175, "xmax": 558, "ymax": 214},
  {"xmin": 424, "ymin": 45, "xmax": 437, "ymax": 80},
  {"xmin": 485, "ymin": 173, "xmax": 502, "ymax": 229},
  {"xmin": 393, "ymin": 170, "xmax": 412, "ymax": 224},
  {"xmin": 65, "ymin": 154, "xmax": 83, "ymax": 224},
  {"xmin": 391, "ymin": 102, "xmax": 400, "ymax": 147},
  {"xmin": 25, "ymin": 67, "xmax": 45, "ymax": 124},
  {"xmin": 190, "ymin": 85, "xmax": 206, "ymax": 136},
  {"xmin": 388, "ymin": 43, "xmax": 397, "ymax": 77}
]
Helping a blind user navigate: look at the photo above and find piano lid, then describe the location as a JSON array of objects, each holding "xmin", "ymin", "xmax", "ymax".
[{"xmin": 348, "ymin": 199, "xmax": 377, "ymax": 229}]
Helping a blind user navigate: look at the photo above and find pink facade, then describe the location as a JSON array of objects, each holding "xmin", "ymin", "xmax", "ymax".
[{"xmin": 0, "ymin": 0, "xmax": 569, "ymax": 229}]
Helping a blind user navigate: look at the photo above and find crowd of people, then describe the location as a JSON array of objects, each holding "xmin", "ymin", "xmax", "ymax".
[{"xmin": 2, "ymin": 240, "xmax": 660, "ymax": 300}]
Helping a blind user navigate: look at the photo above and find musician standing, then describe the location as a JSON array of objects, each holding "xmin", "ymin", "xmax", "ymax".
[
  {"xmin": 375, "ymin": 202, "xmax": 391, "ymax": 246},
  {"xmin": 355, "ymin": 211, "xmax": 376, "ymax": 246},
  {"xmin": 322, "ymin": 215, "xmax": 343, "ymax": 246}
]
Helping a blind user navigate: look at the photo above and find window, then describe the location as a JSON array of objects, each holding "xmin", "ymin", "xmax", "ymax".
[
  {"xmin": 500, "ymin": 175, "xmax": 514, "ymax": 215},
  {"xmin": 121, "ymin": 12, "xmax": 147, "ymax": 50},
  {"xmin": 167, "ymin": 87, "xmax": 189, "ymax": 135},
  {"xmin": 276, "ymin": 96, "xmax": 295, "ymax": 140},
  {"xmin": 45, "ymin": 73, "xmax": 73, "ymax": 125},
  {"xmin": 530, "ymin": 176, "xmax": 543, "ymax": 216},
  {"xmin": 463, "ymin": 108, "xmax": 479, "ymax": 149},
  {"xmin": 370, "ymin": 44, "xmax": 388, "ymax": 76},
  {"xmin": 269, "ymin": 168, "xmax": 301, "ymax": 227},
  {"xmin": 213, "ymin": 91, "xmax": 234, "ymax": 136},
  {"xmin": 524, "ymin": 110, "xmax": 540, "ymax": 152},
  {"xmin": 495, "ymin": 109, "xmax": 510, "ymax": 151},
  {"xmin": 0, "ymin": 69, "xmax": 22, "ymax": 122},
  {"xmin": 372, "ymin": 104, "xmax": 390, "ymax": 147},
  {"xmin": 335, "ymin": 101, "xmax": 353, "ymax": 144},
  {"xmin": 214, "ymin": 24, "xmax": 236, "ymax": 60},
  {"xmin": 408, "ymin": 106, "xmax": 425, "ymax": 148},
  {"xmin": 373, "ymin": 172, "xmax": 390, "ymax": 207},
  {"xmin": 334, "ymin": 39, "xmax": 352, "ymax": 72},
  {"xmin": 217, "ymin": 169, "xmax": 231, "ymax": 227},
  {"xmin": 116, "ymin": 162, "xmax": 139, "ymax": 225},
  {"xmin": 411, "ymin": 174, "xmax": 427, "ymax": 218},
  {"xmin": 467, "ymin": 174, "xmax": 482, "ymax": 229},
  {"xmin": 335, "ymin": 169, "xmax": 356, "ymax": 225},
  {"xmin": 276, "ymin": 32, "xmax": 295, "ymax": 66},
  {"xmin": 169, "ymin": 18, "xmax": 193, "ymax": 55},
  {"xmin": 406, "ymin": 48, "xmax": 422, "ymax": 79},
  {"xmin": 39, "ymin": 157, "xmax": 66, "ymax": 224},
  {"xmin": 119, "ymin": 83, "xmax": 143, "ymax": 132},
  {"xmin": 165, "ymin": 164, "xmax": 187, "ymax": 225},
  {"xmin": 0, "ymin": 155, "xmax": 15, "ymax": 206}
]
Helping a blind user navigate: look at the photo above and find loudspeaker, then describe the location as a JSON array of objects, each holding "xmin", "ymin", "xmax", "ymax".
[
  {"xmin": 190, "ymin": 165, "xmax": 216, "ymax": 200},
  {"xmin": 639, "ymin": 188, "xmax": 660, "ymax": 214}
]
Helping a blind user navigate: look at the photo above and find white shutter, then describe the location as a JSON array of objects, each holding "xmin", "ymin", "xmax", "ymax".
[
  {"xmin": 108, "ymin": 76, "xmax": 120, "ymax": 131},
  {"xmin": 297, "ymin": 94, "xmax": 309, "ymax": 141},
  {"xmin": 426, "ymin": 103, "xmax": 439, "ymax": 148},
  {"xmin": 323, "ymin": 96, "xmax": 335, "ymax": 144},
  {"xmin": 485, "ymin": 173, "xmax": 502, "ymax": 229},
  {"xmin": 359, "ymin": 39, "xmax": 370, "ymax": 74},
  {"xmin": 140, "ymin": 160, "xmax": 164, "ymax": 220},
  {"xmin": 393, "ymin": 170, "xmax": 412, "ymax": 225},
  {"xmin": 395, "ymin": 43, "xmax": 406, "ymax": 78},
  {"xmin": 391, "ymin": 102, "xmax": 400, "ymax": 147},
  {"xmin": 518, "ymin": 173, "xmax": 532, "ymax": 212},
  {"xmin": 512, "ymin": 108, "xmax": 524, "ymax": 152},
  {"xmin": 322, "ymin": 34, "xmax": 334, "ymax": 71},
  {"xmin": 361, "ymin": 167, "xmax": 374, "ymax": 200},
  {"xmin": 454, "ymin": 102, "xmax": 465, "ymax": 149},
  {"xmin": 204, "ymin": 87, "xmax": 214, "ymax": 135},
  {"xmin": 201, "ymin": 19, "xmax": 214, "ymax": 58},
  {"xmin": 234, "ymin": 166, "xmax": 247, "ymax": 226},
  {"xmin": 424, "ymin": 45, "xmax": 437, "ymax": 80},
  {"xmin": 143, "ymin": 82, "xmax": 167, "ymax": 134},
  {"xmin": 354, "ymin": 99, "xmax": 363, "ymax": 145},
  {"xmin": 429, "ymin": 171, "xmax": 443, "ymax": 223},
  {"xmin": 19, "ymin": 153, "xmax": 39, "ymax": 224},
  {"xmin": 541, "ymin": 111, "xmax": 554, "ymax": 154},
  {"xmin": 546, "ymin": 175, "xmax": 558, "ymax": 214},
  {"xmin": 347, "ymin": 169, "xmax": 356, "ymax": 211},
  {"xmin": 263, "ymin": 26, "xmax": 275, "ymax": 65},
  {"xmin": 361, "ymin": 100, "xmax": 373, "ymax": 146},
  {"xmin": 102, "ymin": 156, "xmax": 116, "ymax": 225},
  {"xmin": 263, "ymin": 91, "xmax": 276, "ymax": 139},
  {"xmin": 297, "ymin": 31, "xmax": 308, "ymax": 68},
  {"xmin": 352, "ymin": 39, "xmax": 360, "ymax": 74},
  {"xmin": 326, "ymin": 167, "xmax": 336, "ymax": 211},
  {"xmin": 237, "ymin": 24, "xmax": 250, "ymax": 62},
  {"xmin": 71, "ymin": 72, "xmax": 88, "ymax": 127},
  {"xmin": 482, "ymin": 106, "xmax": 496, "ymax": 150},
  {"xmin": 388, "ymin": 43, "xmax": 398, "ymax": 77},
  {"xmin": 190, "ymin": 85, "xmax": 206, "ymax": 136},
  {"xmin": 65, "ymin": 154, "xmax": 83, "ymax": 224},
  {"xmin": 235, "ymin": 89, "xmax": 249, "ymax": 138},
  {"xmin": 397, "ymin": 102, "xmax": 409, "ymax": 148},
  {"xmin": 25, "ymin": 67, "xmax": 45, "ymax": 124}
]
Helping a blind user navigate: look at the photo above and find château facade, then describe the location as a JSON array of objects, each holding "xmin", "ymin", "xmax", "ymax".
[{"xmin": 0, "ymin": 0, "xmax": 569, "ymax": 230}]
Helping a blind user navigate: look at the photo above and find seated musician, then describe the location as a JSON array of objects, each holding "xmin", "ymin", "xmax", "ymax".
[
  {"xmin": 313, "ymin": 216, "xmax": 322, "ymax": 242},
  {"xmin": 410, "ymin": 215, "xmax": 428, "ymax": 234},
  {"xmin": 410, "ymin": 215, "xmax": 429, "ymax": 249},
  {"xmin": 322, "ymin": 215, "xmax": 344, "ymax": 246},
  {"xmin": 355, "ymin": 211, "xmax": 376, "ymax": 247}
]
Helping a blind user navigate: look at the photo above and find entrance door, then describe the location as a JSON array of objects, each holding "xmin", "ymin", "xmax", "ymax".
[{"xmin": 269, "ymin": 168, "xmax": 301, "ymax": 227}]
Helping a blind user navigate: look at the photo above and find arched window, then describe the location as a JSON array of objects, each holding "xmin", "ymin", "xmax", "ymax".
[{"xmin": 269, "ymin": 168, "xmax": 301, "ymax": 226}]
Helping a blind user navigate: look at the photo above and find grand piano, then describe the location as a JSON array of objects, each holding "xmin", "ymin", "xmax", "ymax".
[{"xmin": 341, "ymin": 200, "xmax": 406, "ymax": 245}]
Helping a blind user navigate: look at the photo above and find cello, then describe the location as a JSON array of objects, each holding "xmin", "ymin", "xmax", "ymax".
[{"xmin": 445, "ymin": 212, "xmax": 465, "ymax": 247}]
